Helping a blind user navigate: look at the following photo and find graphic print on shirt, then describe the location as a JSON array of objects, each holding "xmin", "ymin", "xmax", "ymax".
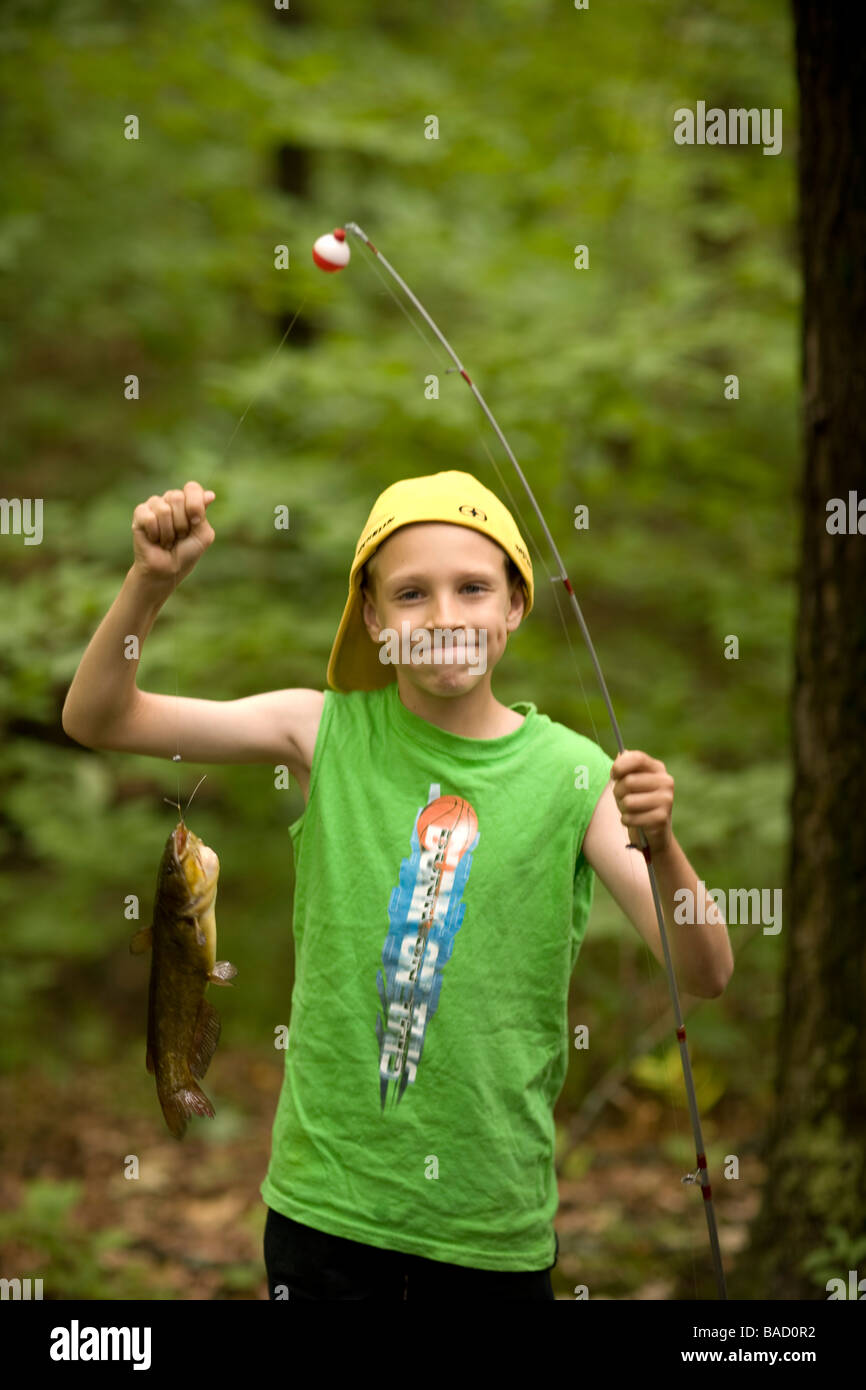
[{"xmin": 375, "ymin": 783, "xmax": 480, "ymax": 1110}]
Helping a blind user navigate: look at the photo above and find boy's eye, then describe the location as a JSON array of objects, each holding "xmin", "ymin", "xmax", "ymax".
[{"xmin": 397, "ymin": 583, "xmax": 486, "ymax": 600}]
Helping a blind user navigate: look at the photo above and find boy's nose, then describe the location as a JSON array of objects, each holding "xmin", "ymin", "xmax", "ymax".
[{"xmin": 426, "ymin": 598, "xmax": 463, "ymax": 630}]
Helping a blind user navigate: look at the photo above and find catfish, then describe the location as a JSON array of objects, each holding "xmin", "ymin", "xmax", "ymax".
[{"xmin": 130, "ymin": 817, "xmax": 236, "ymax": 1139}]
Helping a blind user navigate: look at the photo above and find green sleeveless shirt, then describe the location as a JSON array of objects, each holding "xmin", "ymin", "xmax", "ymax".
[{"xmin": 260, "ymin": 681, "xmax": 613, "ymax": 1271}]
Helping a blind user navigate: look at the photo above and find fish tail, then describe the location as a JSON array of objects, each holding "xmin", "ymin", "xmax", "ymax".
[{"xmin": 161, "ymin": 1082, "xmax": 215, "ymax": 1140}]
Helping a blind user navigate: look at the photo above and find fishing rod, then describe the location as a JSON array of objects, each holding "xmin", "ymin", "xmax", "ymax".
[{"xmin": 312, "ymin": 222, "xmax": 728, "ymax": 1300}]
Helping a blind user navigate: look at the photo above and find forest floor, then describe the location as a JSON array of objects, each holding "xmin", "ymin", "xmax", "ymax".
[{"xmin": 0, "ymin": 1052, "xmax": 759, "ymax": 1302}]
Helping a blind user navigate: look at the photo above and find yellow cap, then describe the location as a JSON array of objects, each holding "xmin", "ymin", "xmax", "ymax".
[{"xmin": 326, "ymin": 470, "xmax": 534, "ymax": 692}]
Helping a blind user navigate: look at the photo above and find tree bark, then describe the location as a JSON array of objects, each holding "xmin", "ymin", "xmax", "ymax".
[{"xmin": 740, "ymin": 3, "xmax": 866, "ymax": 1300}]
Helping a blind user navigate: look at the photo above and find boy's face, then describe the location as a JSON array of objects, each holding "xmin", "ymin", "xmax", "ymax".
[{"xmin": 360, "ymin": 522, "xmax": 525, "ymax": 699}]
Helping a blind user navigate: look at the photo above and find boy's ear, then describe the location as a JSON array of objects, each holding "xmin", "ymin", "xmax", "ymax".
[
  {"xmin": 361, "ymin": 588, "xmax": 382, "ymax": 640},
  {"xmin": 507, "ymin": 581, "xmax": 526, "ymax": 627}
]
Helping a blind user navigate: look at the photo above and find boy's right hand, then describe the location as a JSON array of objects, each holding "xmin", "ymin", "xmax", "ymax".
[{"xmin": 131, "ymin": 482, "xmax": 216, "ymax": 587}]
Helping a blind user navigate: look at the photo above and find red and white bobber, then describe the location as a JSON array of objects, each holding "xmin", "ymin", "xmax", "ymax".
[{"xmin": 312, "ymin": 227, "xmax": 350, "ymax": 272}]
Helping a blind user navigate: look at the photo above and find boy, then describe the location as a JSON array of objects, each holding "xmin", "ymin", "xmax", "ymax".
[{"xmin": 62, "ymin": 471, "xmax": 733, "ymax": 1301}]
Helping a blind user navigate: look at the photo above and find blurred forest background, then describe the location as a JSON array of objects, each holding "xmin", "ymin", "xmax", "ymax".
[{"xmin": 0, "ymin": 0, "xmax": 800, "ymax": 1299}]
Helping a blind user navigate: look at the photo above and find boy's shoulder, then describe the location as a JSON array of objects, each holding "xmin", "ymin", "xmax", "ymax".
[{"xmin": 536, "ymin": 704, "xmax": 613, "ymax": 762}]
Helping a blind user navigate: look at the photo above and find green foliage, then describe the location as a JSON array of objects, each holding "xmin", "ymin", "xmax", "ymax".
[
  {"xmin": 218, "ymin": 1260, "xmax": 263, "ymax": 1294},
  {"xmin": 0, "ymin": 1180, "xmax": 157, "ymax": 1300},
  {"xmin": 1, "ymin": 0, "xmax": 796, "ymax": 1293},
  {"xmin": 629, "ymin": 1044, "xmax": 728, "ymax": 1113},
  {"xmin": 800, "ymin": 1226, "xmax": 866, "ymax": 1296}
]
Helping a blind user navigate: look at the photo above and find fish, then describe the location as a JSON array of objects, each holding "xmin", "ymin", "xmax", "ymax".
[{"xmin": 130, "ymin": 816, "xmax": 236, "ymax": 1139}]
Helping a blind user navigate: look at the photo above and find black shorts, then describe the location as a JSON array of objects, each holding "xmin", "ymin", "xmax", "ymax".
[{"xmin": 264, "ymin": 1207, "xmax": 558, "ymax": 1301}]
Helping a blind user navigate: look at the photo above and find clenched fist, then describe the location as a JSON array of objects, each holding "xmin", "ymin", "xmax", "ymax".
[{"xmin": 131, "ymin": 481, "xmax": 216, "ymax": 588}]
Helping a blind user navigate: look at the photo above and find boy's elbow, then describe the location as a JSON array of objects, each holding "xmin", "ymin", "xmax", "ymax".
[
  {"xmin": 62, "ymin": 707, "xmax": 95, "ymax": 748},
  {"xmin": 682, "ymin": 957, "xmax": 733, "ymax": 999},
  {"xmin": 705, "ymin": 960, "xmax": 734, "ymax": 999},
  {"xmin": 64, "ymin": 726, "xmax": 95, "ymax": 750},
  {"xmin": 685, "ymin": 978, "xmax": 727, "ymax": 1000}
]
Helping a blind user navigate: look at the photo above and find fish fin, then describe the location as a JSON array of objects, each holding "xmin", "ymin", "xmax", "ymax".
[
  {"xmin": 189, "ymin": 998, "xmax": 221, "ymax": 1080},
  {"xmin": 209, "ymin": 959, "xmax": 238, "ymax": 986},
  {"xmin": 161, "ymin": 1082, "xmax": 215, "ymax": 1140},
  {"xmin": 129, "ymin": 925, "xmax": 153, "ymax": 955}
]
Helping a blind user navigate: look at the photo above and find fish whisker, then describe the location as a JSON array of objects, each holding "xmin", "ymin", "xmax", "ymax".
[
  {"xmin": 163, "ymin": 773, "xmax": 207, "ymax": 825},
  {"xmin": 184, "ymin": 774, "xmax": 208, "ymax": 818}
]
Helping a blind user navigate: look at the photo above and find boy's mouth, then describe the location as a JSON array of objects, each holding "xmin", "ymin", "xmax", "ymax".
[{"xmin": 378, "ymin": 621, "xmax": 489, "ymax": 675}]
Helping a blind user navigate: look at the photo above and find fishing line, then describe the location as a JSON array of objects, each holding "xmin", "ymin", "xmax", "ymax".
[
  {"xmin": 166, "ymin": 298, "xmax": 308, "ymax": 807},
  {"xmin": 218, "ymin": 300, "xmax": 309, "ymax": 466},
  {"xmin": 353, "ymin": 250, "xmax": 610, "ymax": 730},
  {"xmin": 471, "ymin": 427, "xmax": 608, "ymax": 755},
  {"xmin": 349, "ymin": 247, "xmax": 613, "ymax": 760},
  {"xmin": 358, "ymin": 250, "xmax": 450, "ymax": 365},
  {"xmin": 468, "ymin": 389, "xmax": 703, "ymax": 1300},
  {"xmin": 343, "ymin": 223, "xmax": 724, "ymax": 1299},
  {"xmin": 351, "ymin": 241, "xmax": 649, "ymax": 838}
]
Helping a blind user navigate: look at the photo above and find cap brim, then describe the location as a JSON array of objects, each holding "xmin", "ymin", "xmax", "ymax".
[{"xmin": 327, "ymin": 579, "xmax": 392, "ymax": 692}]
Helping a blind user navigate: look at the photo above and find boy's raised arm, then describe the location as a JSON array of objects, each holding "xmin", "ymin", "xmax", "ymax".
[{"xmin": 61, "ymin": 481, "xmax": 321, "ymax": 767}]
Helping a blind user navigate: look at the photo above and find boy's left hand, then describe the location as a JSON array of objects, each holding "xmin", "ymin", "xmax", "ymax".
[{"xmin": 610, "ymin": 750, "xmax": 674, "ymax": 857}]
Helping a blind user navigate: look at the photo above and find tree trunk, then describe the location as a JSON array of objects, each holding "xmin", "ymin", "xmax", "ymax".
[{"xmin": 739, "ymin": 3, "xmax": 866, "ymax": 1300}]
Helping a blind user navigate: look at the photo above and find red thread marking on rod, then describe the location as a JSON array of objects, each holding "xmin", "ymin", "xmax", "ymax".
[
  {"xmin": 676, "ymin": 1026, "xmax": 687, "ymax": 1041},
  {"xmin": 702, "ymin": 1185, "xmax": 713, "ymax": 1201},
  {"xmin": 563, "ymin": 577, "xmax": 574, "ymax": 596},
  {"xmin": 697, "ymin": 1153, "xmax": 707, "ymax": 1168},
  {"xmin": 460, "ymin": 369, "xmax": 472, "ymax": 384}
]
